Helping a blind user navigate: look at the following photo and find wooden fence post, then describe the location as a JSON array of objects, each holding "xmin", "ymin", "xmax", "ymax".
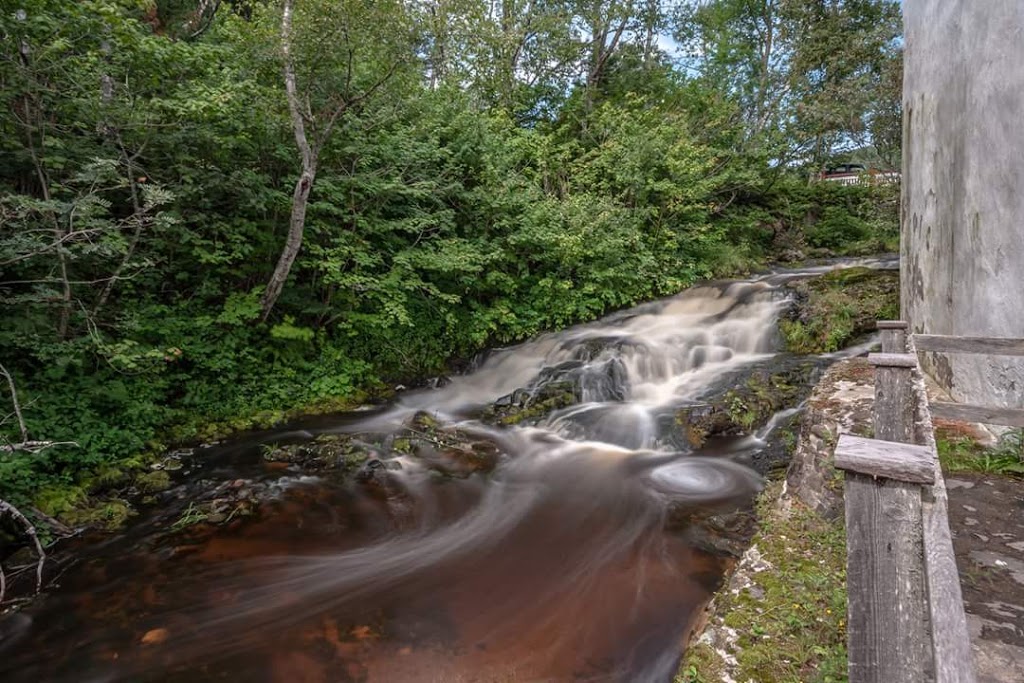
[
  {"xmin": 835, "ymin": 434, "xmax": 935, "ymax": 683},
  {"xmin": 877, "ymin": 320, "xmax": 909, "ymax": 353},
  {"xmin": 869, "ymin": 353, "xmax": 916, "ymax": 442}
]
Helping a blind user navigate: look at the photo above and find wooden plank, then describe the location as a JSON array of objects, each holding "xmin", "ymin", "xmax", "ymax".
[
  {"xmin": 923, "ymin": 473, "xmax": 977, "ymax": 683},
  {"xmin": 876, "ymin": 320, "xmax": 909, "ymax": 330},
  {"xmin": 874, "ymin": 365, "xmax": 915, "ymax": 442},
  {"xmin": 834, "ymin": 434, "xmax": 935, "ymax": 484},
  {"xmin": 929, "ymin": 401, "xmax": 1024, "ymax": 428},
  {"xmin": 845, "ymin": 472, "xmax": 929, "ymax": 683},
  {"xmin": 868, "ymin": 352, "xmax": 918, "ymax": 368},
  {"xmin": 913, "ymin": 334, "xmax": 1024, "ymax": 356}
]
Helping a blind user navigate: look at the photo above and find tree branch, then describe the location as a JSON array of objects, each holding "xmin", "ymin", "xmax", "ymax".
[
  {"xmin": 0, "ymin": 440, "xmax": 80, "ymax": 454},
  {"xmin": 0, "ymin": 363, "xmax": 27, "ymax": 444},
  {"xmin": 0, "ymin": 498, "xmax": 45, "ymax": 604},
  {"xmin": 281, "ymin": 0, "xmax": 314, "ymax": 173}
]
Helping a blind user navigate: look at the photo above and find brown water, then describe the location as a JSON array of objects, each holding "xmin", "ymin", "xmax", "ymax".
[{"xmin": 0, "ymin": 261, "xmax": 893, "ymax": 682}]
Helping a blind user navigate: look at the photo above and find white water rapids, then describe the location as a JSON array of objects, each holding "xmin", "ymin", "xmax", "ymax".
[{"xmin": 0, "ymin": 260, "xmax": 893, "ymax": 683}]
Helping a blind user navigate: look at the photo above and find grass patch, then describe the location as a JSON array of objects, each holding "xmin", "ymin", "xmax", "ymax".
[
  {"xmin": 936, "ymin": 429, "xmax": 1024, "ymax": 477},
  {"xmin": 781, "ymin": 267, "xmax": 899, "ymax": 354},
  {"xmin": 678, "ymin": 481, "xmax": 848, "ymax": 683}
]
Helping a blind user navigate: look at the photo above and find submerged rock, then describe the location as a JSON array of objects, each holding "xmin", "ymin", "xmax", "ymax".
[{"xmin": 481, "ymin": 381, "xmax": 579, "ymax": 426}]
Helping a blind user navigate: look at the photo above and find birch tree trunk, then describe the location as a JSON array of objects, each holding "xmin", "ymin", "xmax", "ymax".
[{"xmin": 260, "ymin": 0, "xmax": 317, "ymax": 320}]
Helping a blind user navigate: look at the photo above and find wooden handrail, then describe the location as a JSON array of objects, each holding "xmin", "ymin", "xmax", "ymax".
[
  {"xmin": 929, "ymin": 401, "xmax": 1024, "ymax": 428},
  {"xmin": 874, "ymin": 322, "xmax": 1024, "ymax": 428},
  {"xmin": 836, "ymin": 327, "xmax": 977, "ymax": 682},
  {"xmin": 912, "ymin": 334, "xmax": 1024, "ymax": 356}
]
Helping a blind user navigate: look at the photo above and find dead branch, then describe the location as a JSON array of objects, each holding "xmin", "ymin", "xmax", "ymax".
[
  {"xmin": 0, "ymin": 363, "xmax": 28, "ymax": 444},
  {"xmin": 0, "ymin": 440, "xmax": 80, "ymax": 454},
  {"xmin": 0, "ymin": 498, "xmax": 45, "ymax": 605},
  {"xmin": 30, "ymin": 506, "xmax": 73, "ymax": 538}
]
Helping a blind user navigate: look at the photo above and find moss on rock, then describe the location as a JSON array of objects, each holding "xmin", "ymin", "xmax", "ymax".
[
  {"xmin": 481, "ymin": 381, "xmax": 579, "ymax": 426},
  {"xmin": 135, "ymin": 470, "xmax": 172, "ymax": 493},
  {"xmin": 781, "ymin": 266, "xmax": 899, "ymax": 354},
  {"xmin": 675, "ymin": 362, "xmax": 818, "ymax": 452},
  {"xmin": 677, "ymin": 482, "xmax": 848, "ymax": 683}
]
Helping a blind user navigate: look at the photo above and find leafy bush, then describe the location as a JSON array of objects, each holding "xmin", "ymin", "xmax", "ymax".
[{"xmin": 0, "ymin": 2, "xmax": 900, "ymax": 516}]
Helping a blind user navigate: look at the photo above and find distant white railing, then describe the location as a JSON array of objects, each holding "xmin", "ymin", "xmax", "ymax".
[{"xmin": 820, "ymin": 171, "xmax": 901, "ymax": 186}]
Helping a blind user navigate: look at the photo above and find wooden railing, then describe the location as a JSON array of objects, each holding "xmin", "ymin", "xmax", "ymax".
[
  {"xmin": 832, "ymin": 320, "xmax": 1005, "ymax": 683},
  {"xmin": 913, "ymin": 333, "xmax": 1024, "ymax": 427}
]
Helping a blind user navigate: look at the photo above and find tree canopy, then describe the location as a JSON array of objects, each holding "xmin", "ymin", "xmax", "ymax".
[{"xmin": 0, "ymin": 0, "xmax": 901, "ymax": 514}]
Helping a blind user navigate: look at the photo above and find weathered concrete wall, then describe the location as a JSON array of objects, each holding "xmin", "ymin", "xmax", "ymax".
[{"xmin": 901, "ymin": 0, "xmax": 1024, "ymax": 408}]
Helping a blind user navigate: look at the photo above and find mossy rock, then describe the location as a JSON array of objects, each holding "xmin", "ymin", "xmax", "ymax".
[
  {"xmin": 61, "ymin": 499, "xmax": 133, "ymax": 531},
  {"xmin": 782, "ymin": 267, "xmax": 898, "ymax": 354},
  {"xmin": 135, "ymin": 470, "xmax": 172, "ymax": 493},
  {"xmin": 675, "ymin": 362, "xmax": 818, "ymax": 451},
  {"xmin": 264, "ymin": 434, "xmax": 373, "ymax": 472},
  {"xmin": 481, "ymin": 381, "xmax": 579, "ymax": 427}
]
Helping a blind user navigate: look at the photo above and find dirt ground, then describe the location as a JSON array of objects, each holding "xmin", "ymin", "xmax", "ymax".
[{"xmin": 945, "ymin": 472, "xmax": 1024, "ymax": 683}]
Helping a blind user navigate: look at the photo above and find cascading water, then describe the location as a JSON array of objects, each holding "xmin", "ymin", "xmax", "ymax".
[{"xmin": 0, "ymin": 261, "xmax": 892, "ymax": 683}]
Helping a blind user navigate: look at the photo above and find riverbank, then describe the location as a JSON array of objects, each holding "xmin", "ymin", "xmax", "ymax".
[
  {"xmin": 678, "ymin": 357, "xmax": 875, "ymax": 683},
  {"xmin": 679, "ymin": 347, "xmax": 1024, "ymax": 683}
]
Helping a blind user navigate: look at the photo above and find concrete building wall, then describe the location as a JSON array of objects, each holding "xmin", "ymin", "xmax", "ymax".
[{"xmin": 902, "ymin": 0, "xmax": 1024, "ymax": 408}]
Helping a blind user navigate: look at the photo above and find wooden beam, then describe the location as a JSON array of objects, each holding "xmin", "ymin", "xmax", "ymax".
[
  {"xmin": 868, "ymin": 352, "xmax": 917, "ymax": 368},
  {"xmin": 923, "ymin": 474, "xmax": 978, "ymax": 682},
  {"xmin": 913, "ymin": 334, "xmax": 1024, "ymax": 356},
  {"xmin": 876, "ymin": 320, "xmax": 909, "ymax": 330},
  {"xmin": 844, "ymin": 472, "xmax": 930, "ymax": 683},
  {"xmin": 871, "ymin": 357, "xmax": 916, "ymax": 442},
  {"xmin": 929, "ymin": 401, "xmax": 1024, "ymax": 427},
  {"xmin": 834, "ymin": 434, "xmax": 935, "ymax": 484}
]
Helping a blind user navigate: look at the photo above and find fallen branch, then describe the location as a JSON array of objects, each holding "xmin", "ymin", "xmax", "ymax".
[
  {"xmin": 0, "ymin": 440, "xmax": 80, "ymax": 454},
  {"xmin": 0, "ymin": 498, "xmax": 45, "ymax": 605},
  {"xmin": 29, "ymin": 506, "xmax": 74, "ymax": 537}
]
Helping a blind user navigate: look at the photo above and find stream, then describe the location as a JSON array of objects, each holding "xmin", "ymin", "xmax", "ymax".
[{"xmin": 0, "ymin": 260, "xmax": 893, "ymax": 682}]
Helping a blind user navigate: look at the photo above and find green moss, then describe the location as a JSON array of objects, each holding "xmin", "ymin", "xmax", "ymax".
[
  {"xmin": 61, "ymin": 500, "xmax": 133, "ymax": 531},
  {"xmin": 35, "ymin": 483, "xmax": 135, "ymax": 531},
  {"xmin": 783, "ymin": 268, "xmax": 899, "ymax": 354},
  {"xmin": 495, "ymin": 392, "xmax": 575, "ymax": 426},
  {"xmin": 89, "ymin": 466, "xmax": 126, "ymax": 488},
  {"xmin": 678, "ymin": 365, "xmax": 812, "ymax": 447},
  {"xmin": 32, "ymin": 485, "xmax": 85, "ymax": 517},
  {"xmin": 677, "ymin": 643, "xmax": 726, "ymax": 683},
  {"xmin": 481, "ymin": 383, "xmax": 578, "ymax": 427},
  {"xmin": 135, "ymin": 470, "xmax": 172, "ymax": 493},
  {"xmin": 679, "ymin": 482, "xmax": 848, "ymax": 683}
]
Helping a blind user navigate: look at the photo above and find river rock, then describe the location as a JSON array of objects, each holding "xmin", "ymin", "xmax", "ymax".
[
  {"xmin": 780, "ymin": 266, "xmax": 899, "ymax": 354},
  {"xmin": 674, "ymin": 359, "xmax": 821, "ymax": 457}
]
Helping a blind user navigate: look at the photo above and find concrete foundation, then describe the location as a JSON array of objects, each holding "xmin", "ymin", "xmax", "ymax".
[{"xmin": 901, "ymin": 1, "xmax": 1024, "ymax": 409}]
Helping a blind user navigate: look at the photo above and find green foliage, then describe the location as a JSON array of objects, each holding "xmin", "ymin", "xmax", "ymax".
[
  {"xmin": 937, "ymin": 430, "xmax": 1024, "ymax": 477},
  {"xmin": 0, "ymin": 0, "xmax": 901, "ymax": 518},
  {"xmin": 675, "ymin": 0, "xmax": 902, "ymax": 169},
  {"xmin": 679, "ymin": 481, "xmax": 848, "ymax": 683},
  {"xmin": 782, "ymin": 268, "xmax": 899, "ymax": 354}
]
